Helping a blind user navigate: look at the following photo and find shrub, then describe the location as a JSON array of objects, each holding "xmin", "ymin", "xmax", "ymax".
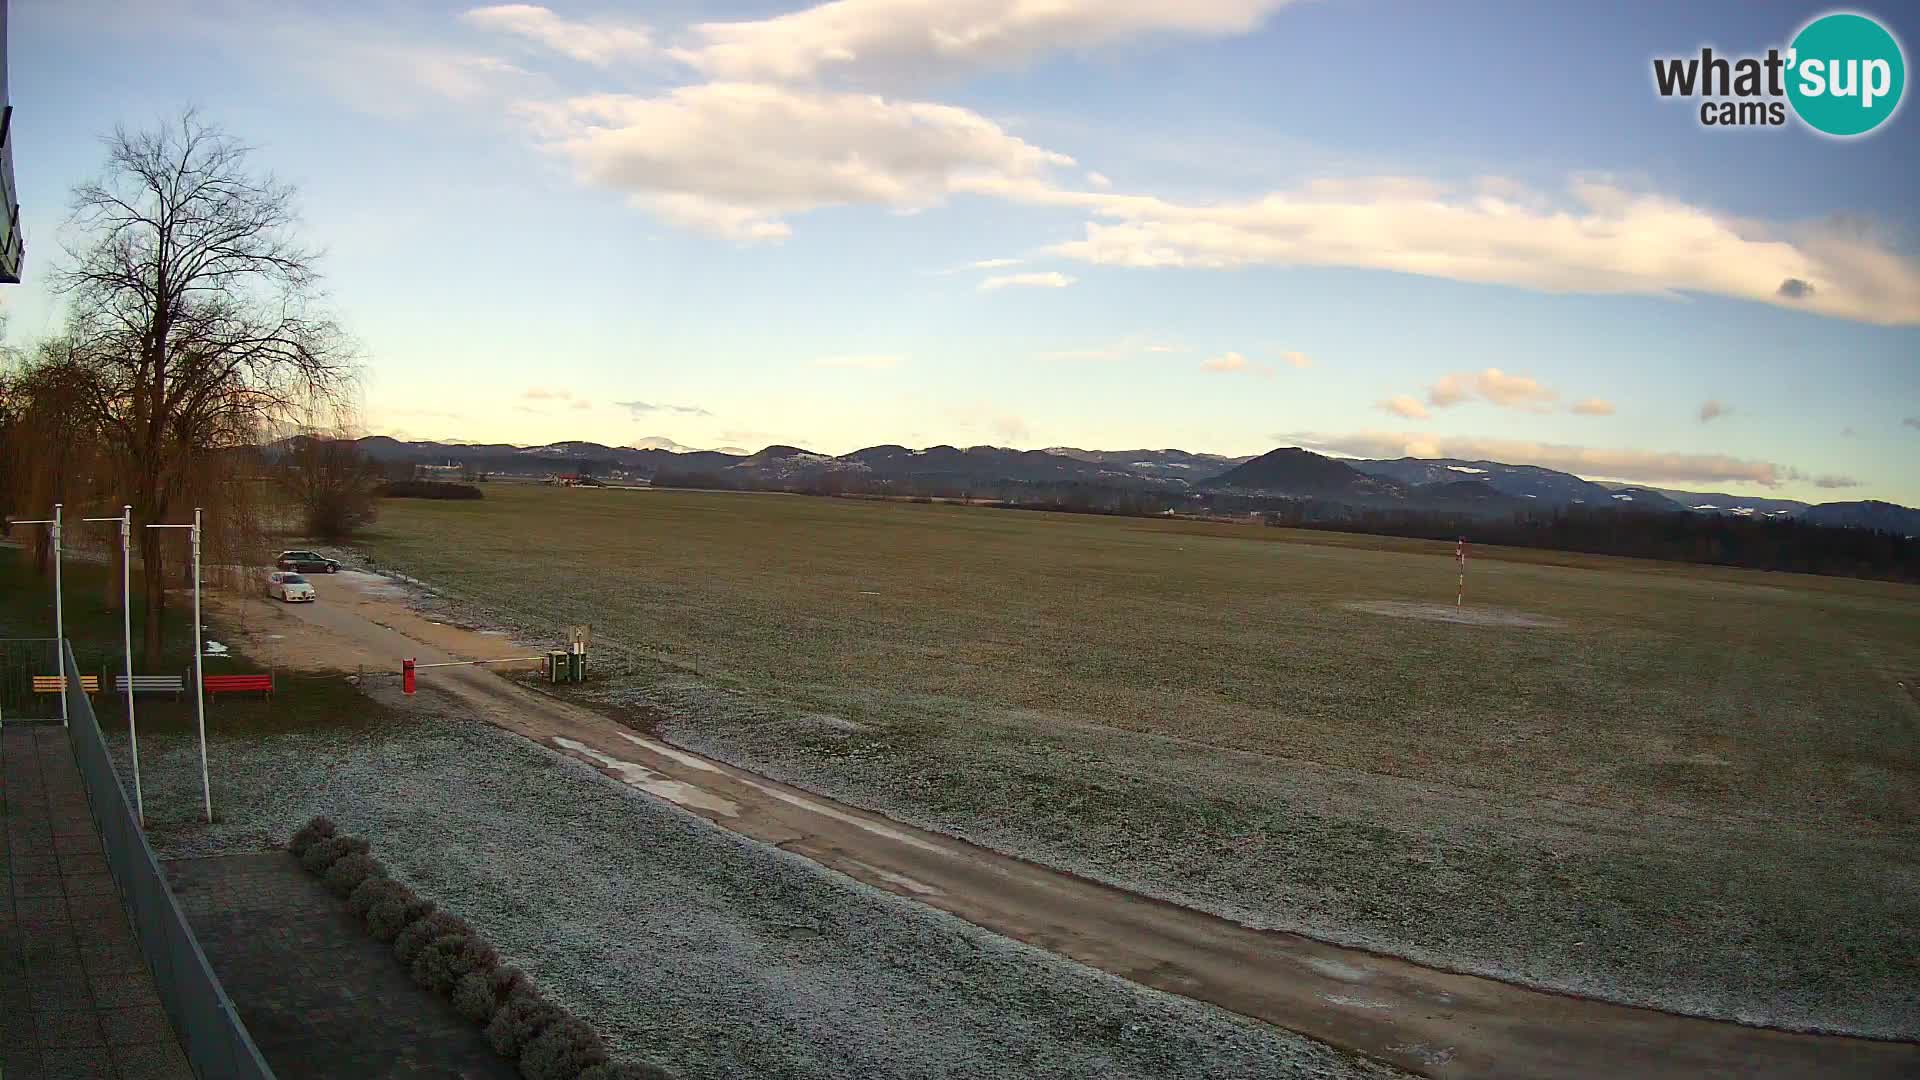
[
  {"xmin": 412, "ymin": 933, "xmax": 494, "ymax": 995},
  {"xmin": 324, "ymin": 853, "xmax": 383, "ymax": 898},
  {"xmin": 486, "ymin": 992, "xmax": 564, "ymax": 1059},
  {"xmin": 454, "ymin": 966, "xmax": 531, "ymax": 1024},
  {"xmin": 300, "ymin": 834, "xmax": 368, "ymax": 874},
  {"xmin": 396, "ymin": 911, "xmax": 472, "ymax": 967},
  {"xmin": 348, "ymin": 876, "xmax": 408, "ymax": 919},
  {"xmin": 368, "ymin": 894, "xmax": 434, "ymax": 943},
  {"xmin": 578, "ymin": 1064, "xmax": 672, "ymax": 1080},
  {"xmin": 287, "ymin": 816, "xmax": 337, "ymax": 857},
  {"xmin": 518, "ymin": 1017, "xmax": 608, "ymax": 1080}
]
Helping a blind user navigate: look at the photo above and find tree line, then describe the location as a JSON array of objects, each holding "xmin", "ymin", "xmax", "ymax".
[
  {"xmin": 1, "ymin": 111, "xmax": 371, "ymax": 660},
  {"xmin": 653, "ymin": 469, "xmax": 1919, "ymax": 582}
]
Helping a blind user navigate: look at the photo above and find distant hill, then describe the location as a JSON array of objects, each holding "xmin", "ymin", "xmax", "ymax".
[
  {"xmin": 1199, "ymin": 447, "xmax": 1402, "ymax": 498},
  {"xmin": 1410, "ymin": 479, "xmax": 1522, "ymax": 508},
  {"xmin": 1798, "ymin": 500, "xmax": 1920, "ymax": 535},
  {"xmin": 1596, "ymin": 486, "xmax": 1688, "ymax": 513},
  {"xmin": 1594, "ymin": 483, "xmax": 1808, "ymax": 518},
  {"xmin": 1348, "ymin": 457, "xmax": 1610, "ymax": 506}
]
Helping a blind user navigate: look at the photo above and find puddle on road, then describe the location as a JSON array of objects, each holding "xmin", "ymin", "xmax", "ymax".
[{"xmin": 553, "ymin": 736, "xmax": 739, "ymax": 817}]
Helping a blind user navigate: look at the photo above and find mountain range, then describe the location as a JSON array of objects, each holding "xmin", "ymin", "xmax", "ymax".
[{"xmin": 331, "ymin": 435, "xmax": 1920, "ymax": 536}]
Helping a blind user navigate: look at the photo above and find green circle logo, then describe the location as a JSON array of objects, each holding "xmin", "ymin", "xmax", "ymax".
[{"xmin": 1787, "ymin": 12, "xmax": 1906, "ymax": 136}]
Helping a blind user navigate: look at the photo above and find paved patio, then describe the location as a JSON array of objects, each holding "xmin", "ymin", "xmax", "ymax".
[
  {"xmin": 165, "ymin": 853, "xmax": 518, "ymax": 1079},
  {"xmin": 1, "ymin": 723, "xmax": 193, "ymax": 1079}
]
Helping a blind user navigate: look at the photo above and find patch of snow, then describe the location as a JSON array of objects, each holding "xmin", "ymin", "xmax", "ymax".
[
  {"xmin": 1320, "ymin": 994, "xmax": 1393, "ymax": 1011},
  {"xmin": 1446, "ymin": 466, "xmax": 1487, "ymax": 475},
  {"xmin": 1692, "ymin": 504, "xmax": 1719, "ymax": 511},
  {"xmin": 1305, "ymin": 957, "xmax": 1373, "ymax": 983},
  {"xmin": 1612, "ymin": 494, "xmax": 1634, "ymax": 502},
  {"xmin": 552, "ymin": 736, "xmax": 740, "ymax": 817}
]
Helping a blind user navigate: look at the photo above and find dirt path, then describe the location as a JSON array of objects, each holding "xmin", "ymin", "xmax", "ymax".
[{"xmin": 216, "ymin": 571, "xmax": 1917, "ymax": 1080}]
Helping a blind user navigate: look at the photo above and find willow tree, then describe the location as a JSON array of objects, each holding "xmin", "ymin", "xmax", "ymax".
[{"xmin": 55, "ymin": 110, "xmax": 351, "ymax": 659}]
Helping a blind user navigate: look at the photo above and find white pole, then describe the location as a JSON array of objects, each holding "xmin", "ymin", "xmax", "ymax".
[
  {"xmin": 122, "ymin": 505, "xmax": 142, "ymax": 827},
  {"xmin": 192, "ymin": 507, "xmax": 210, "ymax": 822},
  {"xmin": 53, "ymin": 504, "xmax": 66, "ymax": 727}
]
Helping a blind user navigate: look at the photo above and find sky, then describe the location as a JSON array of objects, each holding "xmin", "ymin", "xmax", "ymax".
[{"xmin": 3, "ymin": 0, "xmax": 1917, "ymax": 504}]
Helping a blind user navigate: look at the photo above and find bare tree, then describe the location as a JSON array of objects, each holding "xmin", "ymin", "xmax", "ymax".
[
  {"xmin": 55, "ymin": 109, "xmax": 353, "ymax": 659},
  {"xmin": 279, "ymin": 432, "xmax": 382, "ymax": 541}
]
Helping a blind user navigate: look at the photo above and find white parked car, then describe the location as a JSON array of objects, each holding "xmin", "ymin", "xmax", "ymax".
[{"xmin": 267, "ymin": 571, "xmax": 317, "ymax": 603}]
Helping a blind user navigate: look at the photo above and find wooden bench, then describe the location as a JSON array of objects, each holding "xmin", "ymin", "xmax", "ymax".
[
  {"xmin": 203, "ymin": 673, "xmax": 273, "ymax": 699},
  {"xmin": 32, "ymin": 675, "xmax": 100, "ymax": 695},
  {"xmin": 115, "ymin": 674, "xmax": 187, "ymax": 698}
]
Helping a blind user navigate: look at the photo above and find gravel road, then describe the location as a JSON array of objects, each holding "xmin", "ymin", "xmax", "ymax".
[{"xmin": 121, "ymin": 688, "xmax": 1404, "ymax": 1080}]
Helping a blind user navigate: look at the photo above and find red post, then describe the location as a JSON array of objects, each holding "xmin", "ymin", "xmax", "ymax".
[{"xmin": 403, "ymin": 658, "xmax": 416, "ymax": 695}]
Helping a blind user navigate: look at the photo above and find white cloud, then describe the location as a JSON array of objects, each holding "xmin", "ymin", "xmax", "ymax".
[
  {"xmin": 1813, "ymin": 474, "xmax": 1860, "ymax": 489},
  {"xmin": 1199, "ymin": 351, "xmax": 1271, "ymax": 376},
  {"xmin": 1037, "ymin": 336, "xmax": 1184, "ymax": 361},
  {"xmin": 463, "ymin": 4, "xmax": 654, "ymax": 66},
  {"xmin": 1278, "ymin": 350, "xmax": 1313, "ymax": 369},
  {"xmin": 1012, "ymin": 177, "xmax": 1920, "ymax": 326},
  {"xmin": 673, "ymin": 0, "xmax": 1297, "ymax": 83},
  {"xmin": 1425, "ymin": 368, "xmax": 1557, "ymax": 412},
  {"xmin": 518, "ymin": 83, "xmax": 1073, "ymax": 242},
  {"xmin": 616, "ymin": 400, "xmax": 712, "ymax": 417},
  {"xmin": 522, "ymin": 388, "xmax": 571, "ymax": 400},
  {"xmin": 1699, "ymin": 399, "xmax": 1730, "ymax": 423},
  {"xmin": 814, "ymin": 354, "xmax": 903, "ymax": 369},
  {"xmin": 1570, "ymin": 398, "xmax": 1616, "ymax": 416},
  {"xmin": 1284, "ymin": 430, "xmax": 1804, "ymax": 488},
  {"xmin": 967, "ymin": 257, "xmax": 1023, "ymax": 270},
  {"xmin": 1085, "ymin": 171, "xmax": 1113, "ymax": 189},
  {"xmin": 980, "ymin": 271, "xmax": 1076, "ymax": 291},
  {"xmin": 1379, "ymin": 395, "xmax": 1430, "ymax": 419}
]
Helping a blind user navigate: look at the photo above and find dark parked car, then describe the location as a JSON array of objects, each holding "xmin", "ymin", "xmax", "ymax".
[{"xmin": 275, "ymin": 550, "xmax": 340, "ymax": 574}]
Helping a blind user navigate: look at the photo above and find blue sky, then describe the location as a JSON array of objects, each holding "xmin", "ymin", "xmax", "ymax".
[{"xmin": 4, "ymin": 0, "xmax": 1917, "ymax": 503}]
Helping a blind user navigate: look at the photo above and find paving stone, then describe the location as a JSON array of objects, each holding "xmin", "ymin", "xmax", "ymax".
[
  {"xmin": 86, "ymin": 972, "xmax": 162, "ymax": 1009},
  {"xmin": 58, "ymin": 852, "xmax": 109, "ymax": 876},
  {"xmin": 54, "ymin": 831, "xmax": 103, "ymax": 856},
  {"xmin": 35, "ymin": 1050, "xmax": 120, "ymax": 1080},
  {"xmin": 111, "ymin": 1041, "xmax": 196, "ymax": 1080},
  {"xmin": 13, "ymin": 872, "xmax": 64, "ymax": 898},
  {"xmin": 28, "ymin": 975, "xmax": 95, "ymax": 1010},
  {"xmin": 34, "ymin": 1008, "xmax": 106, "ymax": 1048},
  {"xmin": 98, "ymin": 1004, "xmax": 173, "ymax": 1047}
]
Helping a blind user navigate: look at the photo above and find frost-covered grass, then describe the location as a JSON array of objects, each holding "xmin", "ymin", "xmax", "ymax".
[
  {"xmin": 348, "ymin": 487, "xmax": 1920, "ymax": 1040},
  {"xmin": 119, "ymin": 697, "xmax": 1404, "ymax": 1080}
]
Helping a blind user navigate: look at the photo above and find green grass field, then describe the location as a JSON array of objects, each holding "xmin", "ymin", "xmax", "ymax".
[
  {"xmin": 361, "ymin": 486, "xmax": 1918, "ymax": 833},
  {"xmin": 356, "ymin": 485, "xmax": 1920, "ymax": 1034}
]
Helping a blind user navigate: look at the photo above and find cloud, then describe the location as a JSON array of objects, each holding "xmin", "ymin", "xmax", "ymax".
[
  {"xmin": 980, "ymin": 271, "xmax": 1076, "ymax": 291},
  {"xmin": 1200, "ymin": 351, "xmax": 1273, "ymax": 376},
  {"xmin": 1086, "ymin": 171, "xmax": 1113, "ymax": 189},
  {"xmin": 522, "ymin": 388, "xmax": 571, "ymax": 400},
  {"xmin": 1278, "ymin": 350, "xmax": 1313, "ymax": 369},
  {"xmin": 463, "ymin": 4, "xmax": 654, "ymax": 66},
  {"xmin": 1424, "ymin": 368, "xmax": 1558, "ymax": 412},
  {"xmin": 1777, "ymin": 277, "xmax": 1815, "ymax": 299},
  {"xmin": 1001, "ymin": 176, "xmax": 1920, "ymax": 326},
  {"xmin": 1037, "ymin": 336, "xmax": 1185, "ymax": 361},
  {"xmin": 1904, "ymin": 416, "xmax": 1920, "ymax": 430},
  {"xmin": 615, "ymin": 400, "xmax": 713, "ymax": 417},
  {"xmin": 1812, "ymin": 474, "xmax": 1860, "ymax": 489},
  {"xmin": 814, "ymin": 354, "xmax": 902, "ymax": 369},
  {"xmin": 570, "ymin": 399, "xmax": 593, "ymax": 410},
  {"xmin": 944, "ymin": 401, "xmax": 1030, "ymax": 443},
  {"xmin": 1699, "ymin": 400, "xmax": 1730, "ymax": 423},
  {"xmin": 1379, "ymin": 395, "xmax": 1430, "ymax": 419},
  {"xmin": 1570, "ymin": 398, "xmax": 1616, "ymax": 416},
  {"xmin": 1282, "ymin": 430, "xmax": 1804, "ymax": 488},
  {"xmin": 967, "ymin": 258, "xmax": 1022, "ymax": 270},
  {"xmin": 671, "ymin": 0, "xmax": 1297, "ymax": 83},
  {"xmin": 518, "ymin": 83, "xmax": 1073, "ymax": 242}
]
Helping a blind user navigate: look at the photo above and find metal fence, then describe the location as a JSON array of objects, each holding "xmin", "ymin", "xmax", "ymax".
[
  {"xmin": 60, "ymin": 639, "xmax": 277, "ymax": 1079},
  {"xmin": 0, "ymin": 637, "xmax": 61, "ymax": 723}
]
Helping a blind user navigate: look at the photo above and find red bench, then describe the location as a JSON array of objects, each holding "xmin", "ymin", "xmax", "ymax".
[{"xmin": 203, "ymin": 673, "xmax": 274, "ymax": 699}]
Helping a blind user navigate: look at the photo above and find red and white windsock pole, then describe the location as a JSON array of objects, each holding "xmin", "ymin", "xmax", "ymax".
[{"xmin": 1456, "ymin": 537, "xmax": 1469, "ymax": 608}]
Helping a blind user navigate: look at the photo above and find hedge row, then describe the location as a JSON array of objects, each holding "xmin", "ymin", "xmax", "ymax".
[{"xmin": 288, "ymin": 817, "xmax": 668, "ymax": 1080}]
